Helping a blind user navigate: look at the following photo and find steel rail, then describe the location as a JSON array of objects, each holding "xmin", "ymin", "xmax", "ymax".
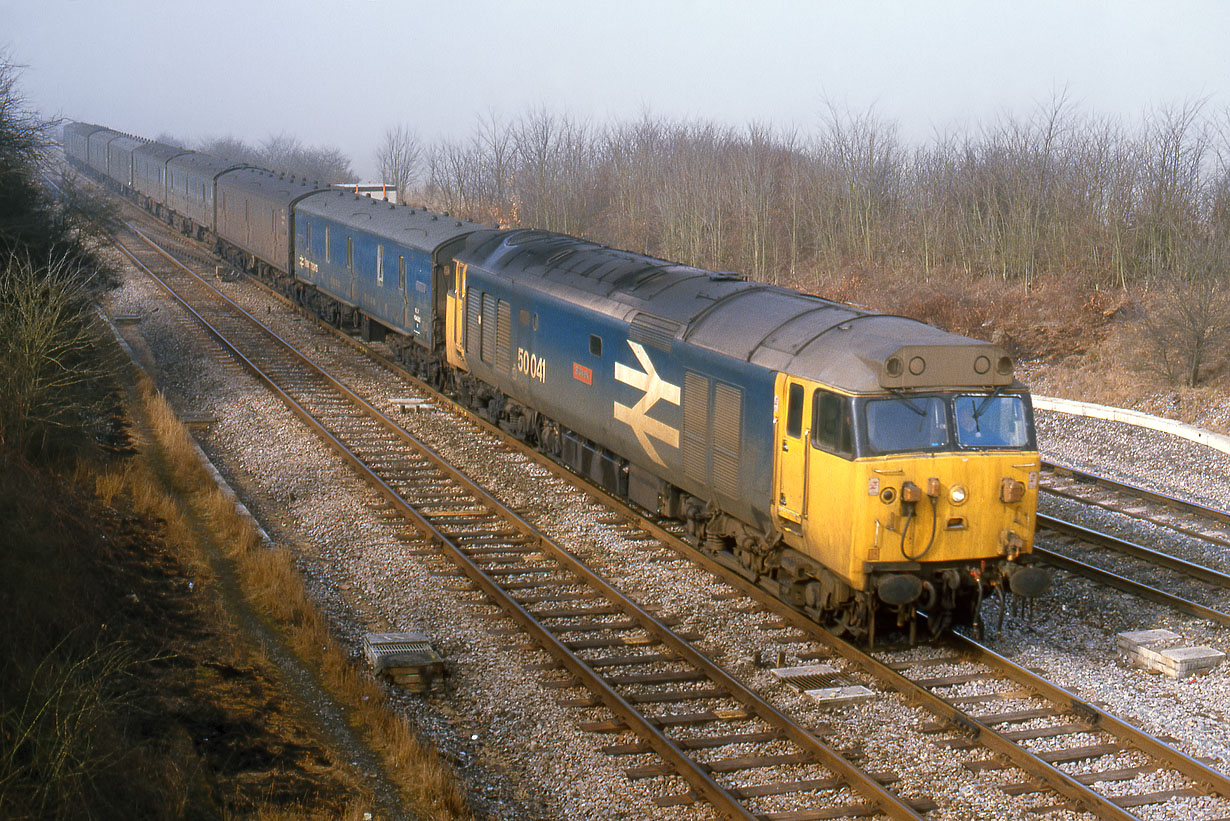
[
  {"xmin": 1030, "ymin": 544, "xmax": 1230, "ymax": 628},
  {"xmin": 1039, "ymin": 513, "xmax": 1230, "ymax": 590},
  {"xmin": 567, "ymin": 502, "xmax": 1160, "ymax": 820},
  {"xmin": 1041, "ymin": 460, "xmax": 1230, "ymax": 541},
  {"xmin": 113, "ymin": 224, "xmax": 925, "ymax": 821},
  {"xmin": 946, "ymin": 630, "xmax": 1230, "ymax": 799}
]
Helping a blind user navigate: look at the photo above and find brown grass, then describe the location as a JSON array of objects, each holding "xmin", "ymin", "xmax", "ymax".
[{"xmin": 131, "ymin": 378, "xmax": 472, "ymax": 819}]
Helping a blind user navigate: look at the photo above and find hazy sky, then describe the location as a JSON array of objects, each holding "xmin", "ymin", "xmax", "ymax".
[{"xmin": 3, "ymin": 0, "xmax": 1227, "ymax": 179}]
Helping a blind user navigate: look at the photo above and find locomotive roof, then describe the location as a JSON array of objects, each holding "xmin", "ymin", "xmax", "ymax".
[
  {"xmin": 456, "ymin": 229, "xmax": 1015, "ymax": 393},
  {"xmin": 295, "ymin": 189, "xmax": 483, "ymax": 254}
]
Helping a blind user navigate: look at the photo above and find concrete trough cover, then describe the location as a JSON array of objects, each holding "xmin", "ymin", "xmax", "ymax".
[
  {"xmin": 363, "ymin": 631, "xmax": 445, "ymax": 692},
  {"xmin": 1116, "ymin": 629, "xmax": 1225, "ymax": 677},
  {"xmin": 1161, "ymin": 646, "xmax": 1225, "ymax": 674},
  {"xmin": 770, "ymin": 663, "xmax": 874, "ymax": 706},
  {"xmin": 1117, "ymin": 629, "xmax": 1180, "ymax": 651},
  {"xmin": 179, "ymin": 413, "xmax": 218, "ymax": 429},
  {"xmin": 390, "ymin": 397, "xmax": 434, "ymax": 413}
]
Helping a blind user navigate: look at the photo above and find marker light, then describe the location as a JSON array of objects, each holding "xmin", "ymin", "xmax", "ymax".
[{"xmin": 949, "ymin": 485, "xmax": 968, "ymax": 505}]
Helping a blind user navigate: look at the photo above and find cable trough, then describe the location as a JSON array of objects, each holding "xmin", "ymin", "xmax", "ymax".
[{"xmin": 112, "ymin": 220, "xmax": 929, "ymax": 820}]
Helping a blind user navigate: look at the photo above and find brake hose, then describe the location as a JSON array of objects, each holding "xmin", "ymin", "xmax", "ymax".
[{"xmin": 903, "ymin": 496, "xmax": 938, "ymax": 560}]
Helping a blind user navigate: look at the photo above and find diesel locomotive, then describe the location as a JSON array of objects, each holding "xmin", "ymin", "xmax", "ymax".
[{"xmin": 65, "ymin": 121, "xmax": 1049, "ymax": 642}]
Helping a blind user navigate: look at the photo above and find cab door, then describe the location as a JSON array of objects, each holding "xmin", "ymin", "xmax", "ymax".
[
  {"xmin": 445, "ymin": 261, "xmax": 469, "ymax": 371},
  {"xmin": 774, "ymin": 374, "xmax": 811, "ymax": 524}
]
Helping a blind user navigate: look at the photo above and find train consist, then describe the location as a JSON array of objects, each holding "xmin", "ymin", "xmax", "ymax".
[{"xmin": 65, "ymin": 121, "xmax": 1048, "ymax": 642}]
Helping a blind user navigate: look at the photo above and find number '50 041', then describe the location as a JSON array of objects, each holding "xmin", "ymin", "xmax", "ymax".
[{"xmin": 517, "ymin": 348, "xmax": 546, "ymax": 382}]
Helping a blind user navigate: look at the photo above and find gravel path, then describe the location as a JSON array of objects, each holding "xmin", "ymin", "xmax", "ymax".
[{"xmin": 101, "ymin": 238, "xmax": 1230, "ymax": 820}]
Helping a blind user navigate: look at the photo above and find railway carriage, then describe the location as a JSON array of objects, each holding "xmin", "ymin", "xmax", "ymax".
[
  {"xmin": 131, "ymin": 141, "xmax": 190, "ymax": 215},
  {"xmin": 63, "ymin": 121, "xmax": 103, "ymax": 168},
  {"xmin": 213, "ymin": 168, "xmax": 329, "ymax": 278},
  {"xmin": 165, "ymin": 152, "xmax": 247, "ymax": 238},
  {"xmin": 292, "ymin": 191, "xmax": 476, "ymax": 369},
  {"xmin": 85, "ymin": 127, "xmax": 121, "ymax": 177},
  {"xmin": 105, "ymin": 135, "xmax": 145, "ymax": 189}
]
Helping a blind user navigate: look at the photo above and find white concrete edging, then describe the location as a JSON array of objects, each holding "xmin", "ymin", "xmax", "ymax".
[{"xmin": 1033, "ymin": 394, "xmax": 1230, "ymax": 457}]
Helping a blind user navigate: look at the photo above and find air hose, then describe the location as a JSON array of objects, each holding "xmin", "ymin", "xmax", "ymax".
[{"xmin": 902, "ymin": 496, "xmax": 938, "ymax": 560}]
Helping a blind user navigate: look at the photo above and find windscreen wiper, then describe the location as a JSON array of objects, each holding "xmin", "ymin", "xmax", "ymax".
[
  {"xmin": 974, "ymin": 386, "xmax": 1005, "ymax": 419},
  {"xmin": 887, "ymin": 387, "xmax": 927, "ymax": 416}
]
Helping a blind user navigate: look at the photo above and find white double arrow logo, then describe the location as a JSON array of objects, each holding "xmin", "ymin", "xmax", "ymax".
[{"xmin": 613, "ymin": 340, "xmax": 681, "ymax": 467}]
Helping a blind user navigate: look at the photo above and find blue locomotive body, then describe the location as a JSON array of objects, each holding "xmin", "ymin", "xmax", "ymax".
[{"xmin": 453, "ymin": 229, "xmax": 776, "ymax": 535}]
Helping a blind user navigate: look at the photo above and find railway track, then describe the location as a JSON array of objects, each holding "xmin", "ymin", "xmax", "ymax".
[
  {"xmin": 1040, "ymin": 461, "xmax": 1230, "ymax": 549},
  {"xmin": 1033, "ymin": 463, "xmax": 1230, "ymax": 627},
  {"xmin": 110, "ymin": 219, "xmax": 929, "ymax": 820},
  {"xmin": 562, "ymin": 474, "xmax": 1230, "ymax": 820},
  {"xmin": 107, "ymin": 200, "xmax": 1230, "ymax": 819}
]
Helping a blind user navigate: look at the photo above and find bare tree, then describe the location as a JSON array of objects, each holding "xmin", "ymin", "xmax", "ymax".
[
  {"xmin": 201, "ymin": 132, "xmax": 354, "ymax": 183},
  {"xmin": 375, "ymin": 123, "xmax": 422, "ymax": 202},
  {"xmin": 1136, "ymin": 234, "xmax": 1230, "ymax": 386}
]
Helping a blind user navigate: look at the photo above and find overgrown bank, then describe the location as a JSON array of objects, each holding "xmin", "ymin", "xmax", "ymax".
[{"xmin": 0, "ymin": 56, "xmax": 471, "ymax": 819}]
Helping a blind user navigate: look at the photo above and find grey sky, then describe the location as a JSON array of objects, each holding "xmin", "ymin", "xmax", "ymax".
[{"xmin": 3, "ymin": 0, "xmax": 1227, "ymax": 179}]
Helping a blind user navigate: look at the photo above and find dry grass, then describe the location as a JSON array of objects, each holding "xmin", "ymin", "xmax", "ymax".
[{"xmin": 131, "ymin": 379, "xmax": 472, "ymax": 819}]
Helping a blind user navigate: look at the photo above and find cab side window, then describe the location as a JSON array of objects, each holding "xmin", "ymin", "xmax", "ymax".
[
  {"xmin": 812, "ymin": 390, "xmax": 854, "ymax": 457},
  {"xmin": 785, "ymin": 383, "xmax": 804, "ymax": 438}
]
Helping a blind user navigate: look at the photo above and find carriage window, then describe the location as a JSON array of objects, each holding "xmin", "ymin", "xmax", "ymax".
[
  {"xmin": 812, "ymin": 390, "xmax": 854, "ymax": 457},
  {"xmin": 589, "ymin": 335, "xmax": 602, "ymax": 357},
  {"xmin": 398, "ymin": 256, "xmax": 405, "ymax": 289},
  {"xmin": 377, "ymin": 244, "xmax": 384, "ymax": 286},
  {"xmin": 305, "ymin": 222, "xmax": 312, "ymax": 255},
  {"xmin": 785, "ymin": 383, "xmax": 804, "ymax": 438},
  {"xmin": 346, "ymin": 236, "xmax": 353, "ymax": 270},
  {"xmin": 325, "ymin": 226, "xmax": 330, "ymax": 263}
]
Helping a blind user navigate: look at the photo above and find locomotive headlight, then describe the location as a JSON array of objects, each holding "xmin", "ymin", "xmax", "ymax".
[{"xmin": 949, "ymin": 485, "xmax": 968, "ymax": 505}]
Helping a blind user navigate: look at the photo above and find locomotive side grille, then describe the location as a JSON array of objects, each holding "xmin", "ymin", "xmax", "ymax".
[
  {"xmin": 682, "ymin": 372, "xmax": 710, "ymax": 488},
  {"xmin": 711, "ymin": 383, "xmax": 742, "ymax": 500},
  {"xmin": 481, "ymin": 293, "xmax": 496, "ymax": 365},
  {"xmin": 628, "ymin": 312, "xmax": 680, "ymax": 353},
  {"xmin": 466, "ymin": 289, "xmax": 481, "ymax": 361},
  {"xmin": 496, "ymin": 299, "xmax": 511, "ymax": 374}
]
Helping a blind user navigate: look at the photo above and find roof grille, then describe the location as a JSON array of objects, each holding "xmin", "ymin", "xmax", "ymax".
[{"xmin": 628, "ymin": 312, "xmax": 680, "ymax": 352}]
